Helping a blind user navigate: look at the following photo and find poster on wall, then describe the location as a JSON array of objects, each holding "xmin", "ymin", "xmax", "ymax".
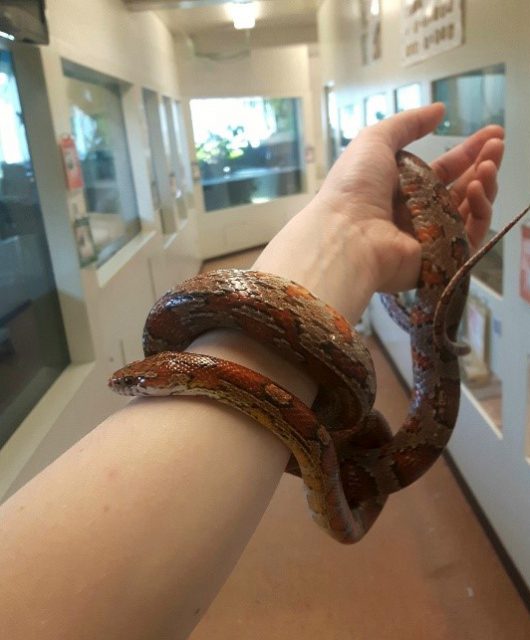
[
  {"xmin": 520, "ymin": 225, "xmax": 530, "ymax": 304},
  {"xmin": 401, "ymin": 0, "xmax": 463, "ymax": 66},
  {"xmin": 360, "ymin": 0, "xmax": 382, "ymax": 66}
]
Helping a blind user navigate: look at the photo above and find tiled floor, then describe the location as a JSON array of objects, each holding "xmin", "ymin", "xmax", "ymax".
[{"xmin": 193, "ymin": 249, "xmax": 530, "ymax": 640}]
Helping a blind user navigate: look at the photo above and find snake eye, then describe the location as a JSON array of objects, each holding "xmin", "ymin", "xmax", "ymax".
[{"xmin": 122, "ymin": 376, "xmax": 136, "ymax": 386}]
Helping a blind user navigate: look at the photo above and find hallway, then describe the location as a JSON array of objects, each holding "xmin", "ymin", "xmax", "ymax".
[{"xmin": 192, "ymin": 248, "xmax": 530, "ymax": 640}]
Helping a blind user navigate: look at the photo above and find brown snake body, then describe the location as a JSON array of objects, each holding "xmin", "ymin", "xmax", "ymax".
[{"xmin": 109, "ymin": 151, "xmax": 528, "ymax": 543}]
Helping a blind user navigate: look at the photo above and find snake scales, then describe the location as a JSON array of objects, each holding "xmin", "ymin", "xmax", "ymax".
[{"xmin": 109, "ymin": 151, "xmax": 528, "ymax": 544}]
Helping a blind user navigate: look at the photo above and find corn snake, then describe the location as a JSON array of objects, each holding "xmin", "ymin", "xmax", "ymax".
[{"xmin": 109, "ymin": 151, "xmax": 528, "ymax": 544}]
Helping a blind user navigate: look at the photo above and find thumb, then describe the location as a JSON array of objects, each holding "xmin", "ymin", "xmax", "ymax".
[{"xmin": 365, "ymin": 102, "xmax": 446, "ymax": 152}]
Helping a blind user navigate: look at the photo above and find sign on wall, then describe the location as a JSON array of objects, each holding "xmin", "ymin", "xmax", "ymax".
[{"xmin": 401, "ymin": 0, "xmax": 463, "ymax": 66}]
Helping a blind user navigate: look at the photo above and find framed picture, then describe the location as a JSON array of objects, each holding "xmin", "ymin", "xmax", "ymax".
[{"xmin": 401, "ymin": 0, "xmax": 463, "ymax": 66}]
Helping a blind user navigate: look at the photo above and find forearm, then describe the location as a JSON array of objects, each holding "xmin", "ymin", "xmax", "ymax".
[
  {"xmin": 0, "ymin": 208, "xmax": 376, "ymax": 640},
  {"xmin": 0, "ymin": 351, "xmax": 303, "ymax": 640}
]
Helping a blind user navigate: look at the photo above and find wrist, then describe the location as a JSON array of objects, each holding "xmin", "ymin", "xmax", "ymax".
[
  {"xmin": 252, "ymin": 200, "xmax": 381, "ymax": 323},
  {"xmin": 187, "ymin": 330, "xmax": 318, "ymax": 407}
]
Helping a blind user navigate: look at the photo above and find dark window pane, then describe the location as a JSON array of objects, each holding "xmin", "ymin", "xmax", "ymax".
[
  {"xmin": 433, "ymin": 64, "xmax": 505, "ymax": 136},
  {"xmin": 0, "ymin": 49, "xmax": 69, "ymax": 447}
]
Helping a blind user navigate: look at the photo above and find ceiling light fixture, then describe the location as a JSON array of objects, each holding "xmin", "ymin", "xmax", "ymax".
[{"xmin": 230, "ymin": 1, "xmax": 256, "ymax": 30}]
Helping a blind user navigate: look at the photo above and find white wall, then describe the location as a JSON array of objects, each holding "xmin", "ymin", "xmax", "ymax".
[
  {"xmin": 0, "ymin": 0, "xmax": 202, "ymax": 497},
  {"xmin": 318, "ymin": 0, "xmax": 530, "ymax": 585}
]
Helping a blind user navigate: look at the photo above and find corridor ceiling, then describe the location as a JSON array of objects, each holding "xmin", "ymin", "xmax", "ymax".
[{"xmin": 123, "ymin": 0, "xmax": 322, "ymax": 52}]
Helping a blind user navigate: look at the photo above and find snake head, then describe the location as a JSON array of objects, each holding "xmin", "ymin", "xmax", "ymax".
[
  {"xmin": 108, "ymin": 359, "xmax": 160, "ymax": 396},
  {"xmin": 108, "ymin": 352, "xmax": 209, "ymax": 396}
]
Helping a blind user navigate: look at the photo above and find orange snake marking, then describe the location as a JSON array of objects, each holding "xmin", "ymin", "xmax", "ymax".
[{"xmin": 109, "ymin": 150, "xmax": 528, "ymax": 543}]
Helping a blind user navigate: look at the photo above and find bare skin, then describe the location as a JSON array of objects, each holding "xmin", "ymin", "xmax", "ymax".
[{"xmin": 0, "ymin": 104, "xmax": 504, "ymax": 640}]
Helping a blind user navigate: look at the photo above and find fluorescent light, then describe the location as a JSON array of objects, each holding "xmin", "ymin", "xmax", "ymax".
[
  {"xmin": 370, "ymin": 0, "xmax": 380, "ymax": 16},
  {"xmin": 230, "ymin": 1, "xmax": 256, "ymax": 30},
  {"xmin": 0, "ymin": 30, "xmax": 15, "ymax": 41}
]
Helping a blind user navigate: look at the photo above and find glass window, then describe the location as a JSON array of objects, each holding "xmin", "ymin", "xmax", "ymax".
[
  {"xmin": 0, "ymin": 49, "xmax": 69, "ymax": 447},
  {"xmin": 63, "ymin": 60, "xmax": 140, "ymax": 265},
  {"xmin": 395, "ymin": 83, "xmax": 422, "ymax": 112},
  {"xmin": 339, "ymin": 103, "xmax": 363, "ymax": 151},
  {"xmin": 190, "ymin": 96, "xmax": 305, "ymax": 212},
  {"xmin": 432, "ymin": 64, "xmax": 505, "ymax": 136},
  {"xmin": 365, "ymin": 93, "xmax": 390, "ymax": 126}
]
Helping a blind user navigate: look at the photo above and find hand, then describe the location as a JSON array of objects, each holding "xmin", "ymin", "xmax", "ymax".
[
  {"xmin": 255, "ymin": 104, "xmax": 504, "ymax": 322},
  {"xmin": 431, "ymin": 125, "xmax": 504, "ymax": 253},
  {"xmin": 315, "ymin": 103, "xmax": 504, "ymax": 292}
]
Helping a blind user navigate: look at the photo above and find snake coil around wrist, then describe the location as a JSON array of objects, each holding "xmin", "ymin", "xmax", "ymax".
[{"xmin": 109, "ymin": 151, "xmax": 528, "ymax": 544}]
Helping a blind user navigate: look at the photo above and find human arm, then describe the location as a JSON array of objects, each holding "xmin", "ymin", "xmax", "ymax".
[{"xmin": 0, "ymin": 104, "xmax": 503, "ymax": 640}]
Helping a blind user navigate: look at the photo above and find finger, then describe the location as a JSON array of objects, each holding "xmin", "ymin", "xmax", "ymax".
[
  {"xmin": 363, "ymin": 102, "xmax": 446, "ymax": 151},
  {"xmin": 431, "ymin": 125, "xmax": 504, "ymax": 186},
  {"xmin": 450, "ymin": 140, "xmax": 504, "ymax": 205},
  {"xmin": 464, "ymin": 181, "xmax": 492, "ymax": 251},
  {"xmin": 456, "ymin": 159, "xmax": 500, "ymax": 223}
]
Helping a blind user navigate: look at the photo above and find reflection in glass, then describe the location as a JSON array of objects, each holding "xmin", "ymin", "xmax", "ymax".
[
  {"xmin": 395, "ymin": 83, "xmax": 422, "ymax": 112},
  {"xmin": 365, "ymin": 93, "xmax": 389, "ymax": 126},
  {"xmin": 339, "ymin": 103, "xmax": 363, "ymax": 151},
  {"xmin": 0, "ymin": 49, "xmax": 69, "ymax": 447},
  {"xmin": 433, "ymin": 64, "xmax": 505, "ymax": 136},
  {"xmin": 190, "ymin": 97, "xmax": 305, "ymax": 212},
  {"xmin": 63, "ymin": 60, "xmax": 140, "ymax": 265}
]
